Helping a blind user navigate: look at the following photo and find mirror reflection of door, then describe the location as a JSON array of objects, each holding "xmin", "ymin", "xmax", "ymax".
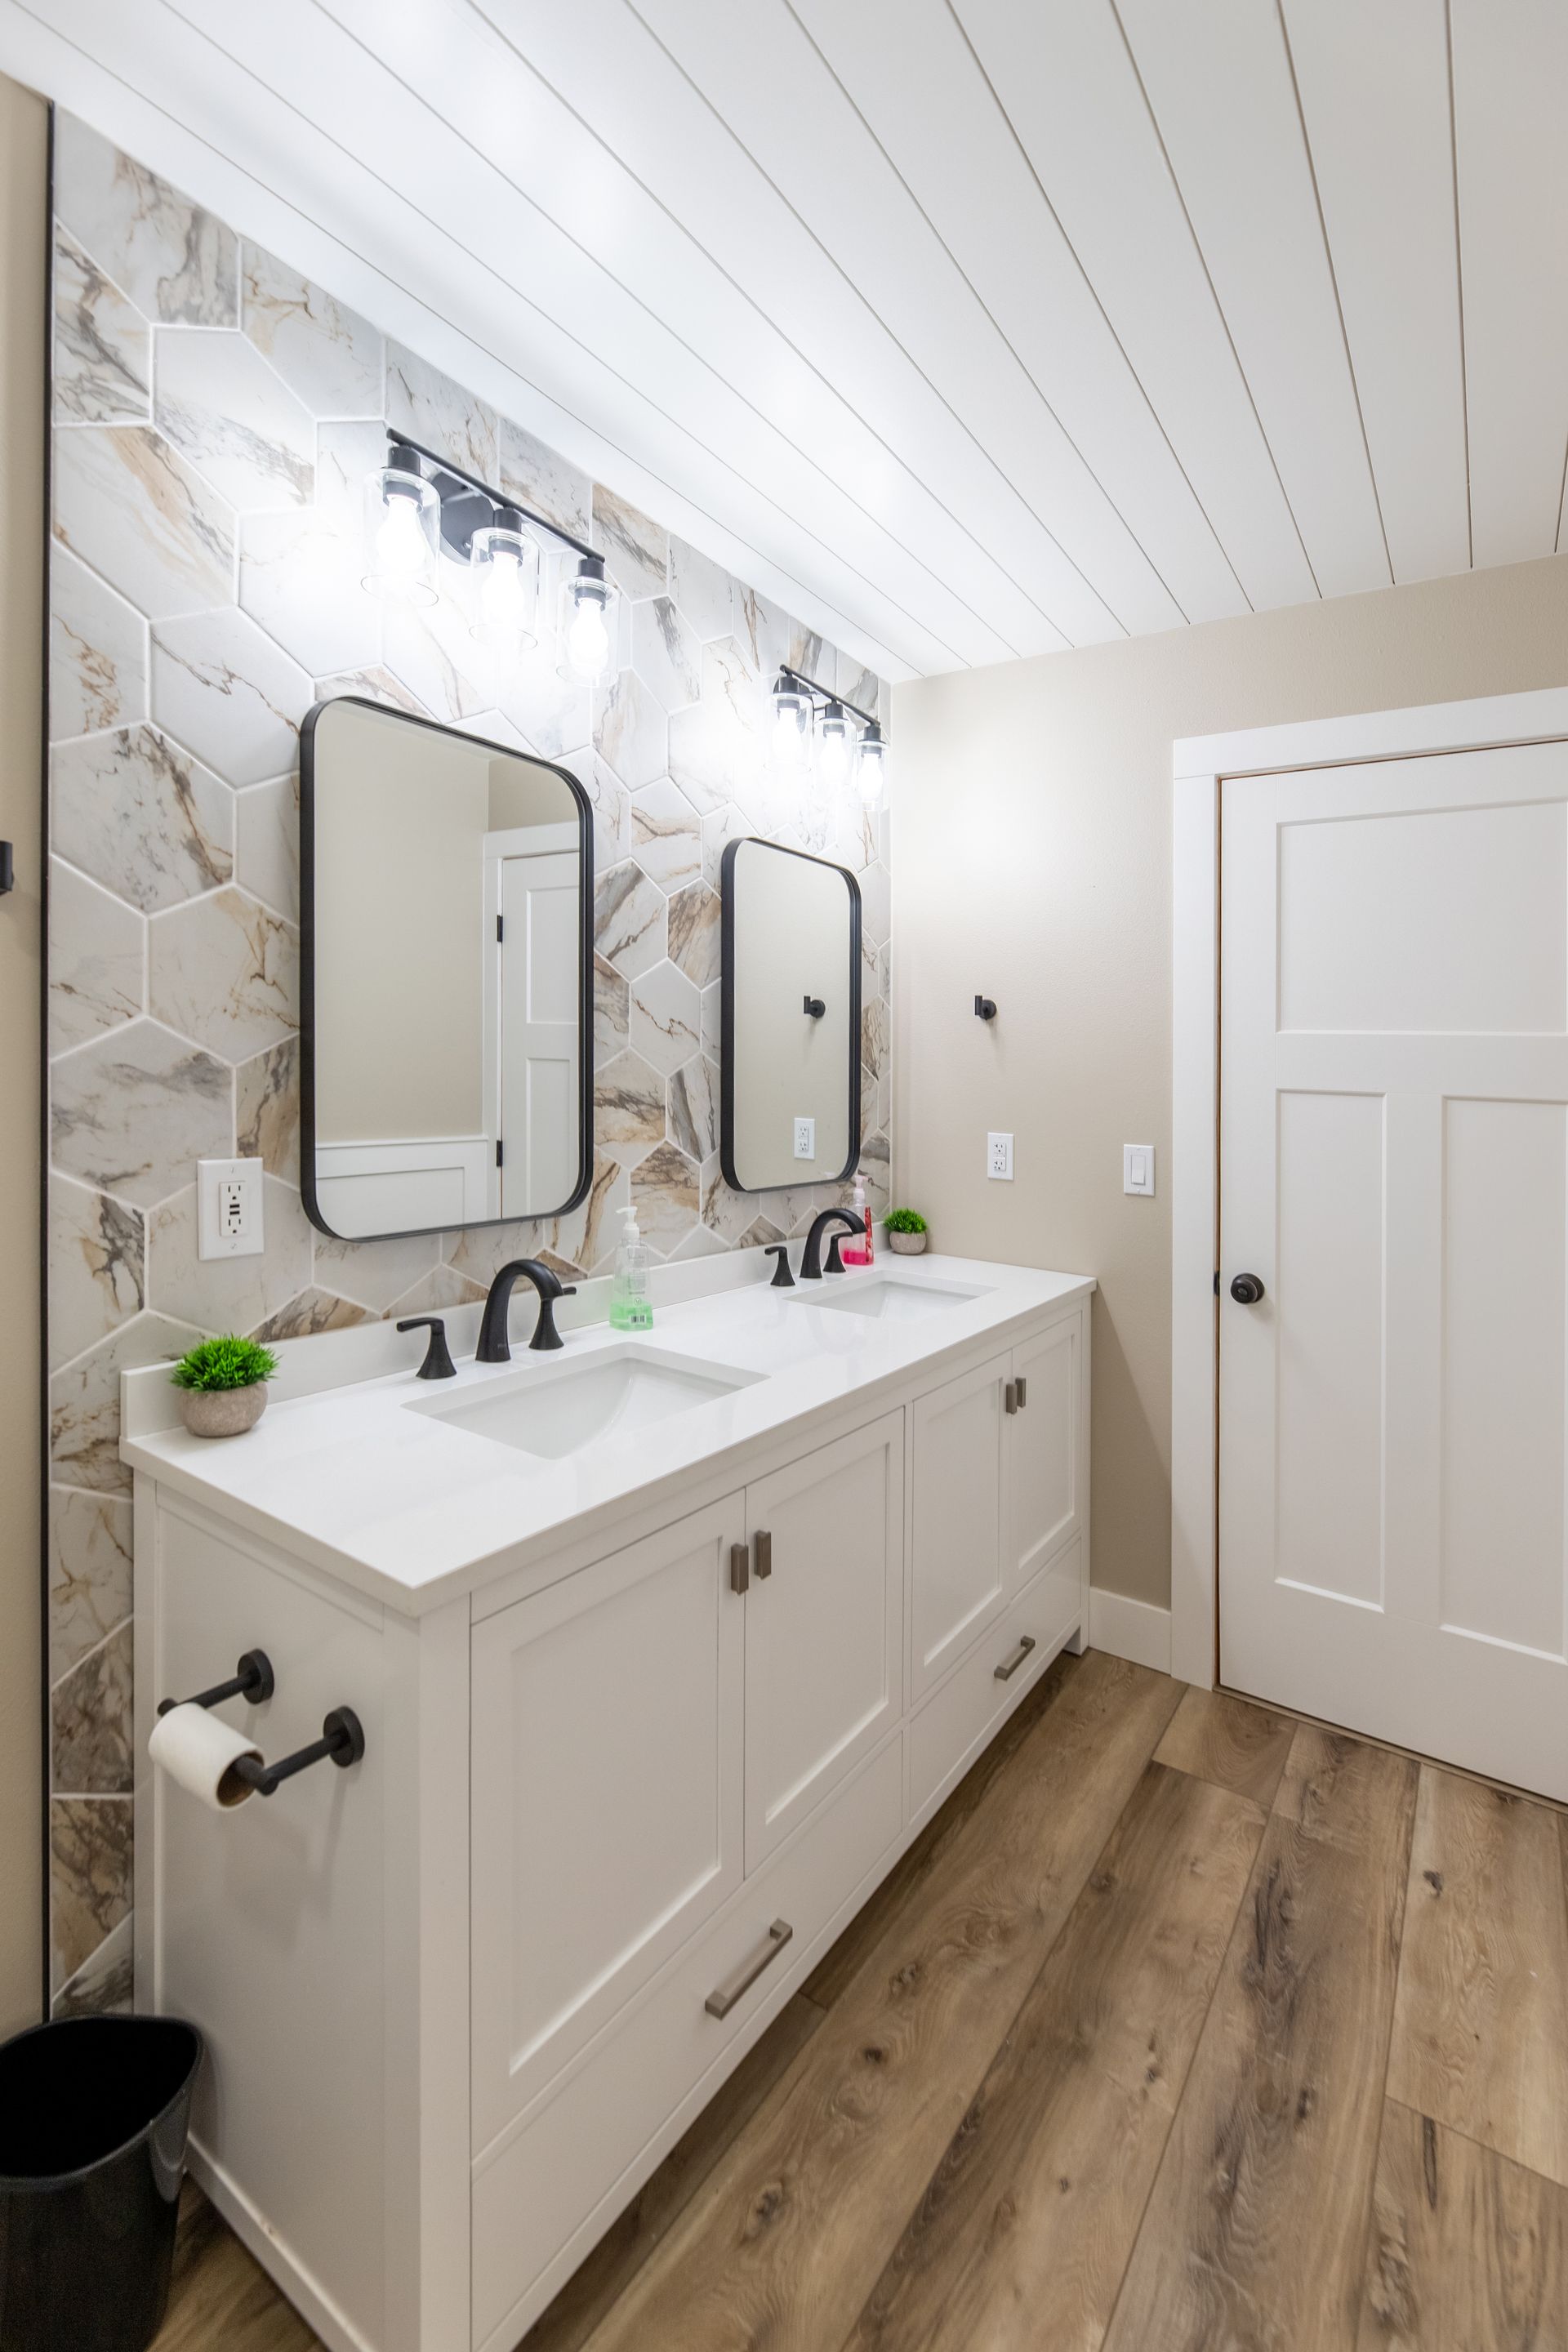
[
  {"xmin": 720, "ymin": 837, "xmax": 862, "ymax": 1193},
  {"xmin": 302, "ymin": 697, "xmax": 590, "ymax": 1241}
]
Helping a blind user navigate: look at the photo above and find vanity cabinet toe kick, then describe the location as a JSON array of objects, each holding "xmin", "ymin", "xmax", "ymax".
[{"xmin": 134, "ymin": 1297, "xmax": 1089, "ymax": 2352}]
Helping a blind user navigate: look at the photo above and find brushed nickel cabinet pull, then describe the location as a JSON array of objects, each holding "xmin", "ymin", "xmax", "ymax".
[
  {"xmin": 730, "ymin": 1542, "xmax": 750, "ymax": 1595},
  {"xmin": 994, "ymin": 1633, "xmax": 1036, "ymax": 1682},
  {"xmin": 704, "ymin": 1919, "xmax": 793, "ymax": 2018},
  {"xmin": 1016, "ymin": 1375, "xmax": 1028, "ymax": 1408},
  {"xmin": 755, "ymin": 1530, "xmax": 773, "ymax": 1579},
  {"xmin": 1004, "ymin": 1381, "xmax": 1018, "ymax": 1414}
]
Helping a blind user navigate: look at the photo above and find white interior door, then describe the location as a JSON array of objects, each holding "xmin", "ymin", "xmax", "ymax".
[
  {"xmin": 498, "ymin": 847, "xmax": 579, "ymax": 1214},
  {"xmin": 1220, "ymin": 742, "xmax": 1568, "ymax": 1800}
]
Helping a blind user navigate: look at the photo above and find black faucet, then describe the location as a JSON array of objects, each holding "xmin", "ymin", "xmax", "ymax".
[
  {"xmin": 477, "ymin": 1259, "xmax": 577, "ymax": 1361},
  {"xmin": 800, "ymin": 1208, "xmax": 862, "ymax": 1281}
]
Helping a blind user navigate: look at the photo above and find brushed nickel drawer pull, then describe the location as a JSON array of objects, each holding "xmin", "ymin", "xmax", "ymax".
[
  {"xmin": 730, "ymin": 1542, "xmax": 750, "ymax": 1595},
  {"xmin": 755, "ymin": 1530, "xmax": 773, "ymax": 1579},
  {"xmin": 1004, "ymin": 1380, "xmax": 1018, "ymax": 1414},
  {"xmin": 705, "ymin": 1919, "xmax": 793, "ymax": 2018},
  {"xmin": 994, "ymin": 1633, "xmax": 1036, "ymax": 1682},
  {"xmin": 1016, "ymin": 1375, "xmax": 1027, "ymax": 1408}
]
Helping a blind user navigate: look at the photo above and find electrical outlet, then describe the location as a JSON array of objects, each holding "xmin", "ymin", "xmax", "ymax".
[
  {"xmin": 987, "ymin": 1131, "xmax": 1013, "ymax": 1182},
  {"xmin": 198, "ymin": 1156, "xmax": 265, "ymax": 1260},
  {"xmin": 1124, "ymin": 1143, "xmax": 1156, "ymax": 1196},
  {"xmin": 794, "ymin": 1115, "xmax": 816, "ymax": 1160}
]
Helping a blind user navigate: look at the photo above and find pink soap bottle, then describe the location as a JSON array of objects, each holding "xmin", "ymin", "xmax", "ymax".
[{"xmin": 841, "ymin": 1171, "xmax": 874, "ymax": 1265}]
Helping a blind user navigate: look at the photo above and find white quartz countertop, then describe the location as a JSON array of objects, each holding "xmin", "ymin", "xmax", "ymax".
[{"xmin": 121, "ymin": 1253, "xmax": 1093, "ymax": 1615}]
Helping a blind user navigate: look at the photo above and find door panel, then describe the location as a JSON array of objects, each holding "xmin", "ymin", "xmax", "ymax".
[
  {"xmin": 499, "ymin": 846, "xmax": 579, "ymax": 1214},
  {"xmin": 1220, "ymin": 744, "xmax": 1568, "ymax": 1800},
  {"xmin": 470, "ymin": 1496, "xmax": 745, "ymax": 2148},
  {"xmin": 1007, "ymin": 1316, "xmax": 1081, "ymax": 1591},
  {"xmin": 743, "ymin": 1413, "xmax": 903, "ymax": 1871},
  {"xmin": 910, "ymin": 1355, "xmax": 1009, "ymax": 1700}
]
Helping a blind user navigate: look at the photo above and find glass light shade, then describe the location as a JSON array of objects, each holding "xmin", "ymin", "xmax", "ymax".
[
  {"xmin": 768, "ymin": 675, "xmax": 812, "ymax": 781},
  {"xmin": 470, "ymin": 521, "xmax": 538, "ymax": 653},
  {"xmin": 362, "ymin": 463, "xmax": 439, "ymax": 605},
  {"xmin": 856, "ymin": 721, "xmax": 889, "ymax": 808},
  {"xmin": 559, "ymin": 558, "xmax": 617, "ymax": 684},
  {"xmin": 816, "ymin": 700, "xmax": 856, "ymax": 792}
]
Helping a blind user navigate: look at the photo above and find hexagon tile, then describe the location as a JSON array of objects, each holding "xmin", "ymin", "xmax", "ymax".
[{"xmin": 43, "ymin": 109, "xmax": 894, "ymax": 2020}]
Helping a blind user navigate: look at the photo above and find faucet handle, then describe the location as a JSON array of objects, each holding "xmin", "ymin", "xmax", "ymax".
[
  {"xmin": 397, "ymin": 1316, "xmax": 457, "ymax": 1380},
  {"xmin": 764, "ymin": 1244, "xmax": 795, "ymax": 1290},
  {"xmin": 825, "ymin": 1232, "xmax": 849, "ymax": 1275}
]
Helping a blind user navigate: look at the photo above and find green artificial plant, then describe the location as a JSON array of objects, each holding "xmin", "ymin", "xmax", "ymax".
[
  {"xmin": 171, "ymin": 1335, "xmax": 279, "ymax": 1392},
  {"xmin": 884, "ymin": 1207, "xmax": 929, "ymax": 1235}
]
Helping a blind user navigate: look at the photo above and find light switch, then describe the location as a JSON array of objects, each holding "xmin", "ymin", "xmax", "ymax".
[{"xmin": 1124, "ymin": 1144, "xmax": 1155, "ymax": 1197}]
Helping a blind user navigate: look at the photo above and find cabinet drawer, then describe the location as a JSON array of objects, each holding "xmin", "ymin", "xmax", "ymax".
[
  {"xmin": 471, "ymin": 1735, "xmax": 904, "ymax": 2352},
  {"xmin": 908, "ymin": 1537, "xmax": 1083, "ymax": 1834}
]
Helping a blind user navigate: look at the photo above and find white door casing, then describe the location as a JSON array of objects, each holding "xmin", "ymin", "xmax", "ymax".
[{"xmin": 1173, "ymin": 687, "xmax": 1568, "ymax": 1799}]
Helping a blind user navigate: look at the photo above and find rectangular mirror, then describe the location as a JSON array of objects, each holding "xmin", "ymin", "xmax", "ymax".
[
  {"xmin": 301, "ymin": 697, "xmax": 592, "ymax": 1241},
  {"xmin": 720, "ymin": 837, "xmax": 861, "ymax": 1192}
]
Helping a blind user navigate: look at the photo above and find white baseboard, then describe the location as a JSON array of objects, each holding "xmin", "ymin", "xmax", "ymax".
[{"xmin": 1088, "ymin": 1586, "xmax": 1172, "ymax": 1675}]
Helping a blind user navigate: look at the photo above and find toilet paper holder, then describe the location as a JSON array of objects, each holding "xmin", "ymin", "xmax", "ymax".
[{"xmin": 156, "ymin": 1649, "xmax": 367, "ymax": 1797}]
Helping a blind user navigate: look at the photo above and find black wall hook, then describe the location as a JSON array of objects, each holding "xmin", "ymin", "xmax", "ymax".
[
  {"xmin": 974, "ymin": 996, "xmax": 997, "ymax": 1021},
  {"xmin": 157, "ymin": 1650, "xmax": 274, "ymax": 1719},
  {"xmin": 803, "ymin": 994, "xmax": 826, "ymax": 1018}
]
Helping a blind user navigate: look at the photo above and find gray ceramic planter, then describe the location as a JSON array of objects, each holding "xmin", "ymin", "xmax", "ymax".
[
  {"xmin": 180, "ymin": 1383, "xmax": 270, "ymax": 1439},
  {"xmin": 888, "ymin": 1229, "xmax": 928, "ymax": 1255}
]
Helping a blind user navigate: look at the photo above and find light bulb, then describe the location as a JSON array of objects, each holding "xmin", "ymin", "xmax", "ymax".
[
  {"xmin": 857, "ymin": 724, "xmax": 889, "ymax": 808},
  {"xmin": 376, "ymin": 492, "xmax": 429, "ymax": 579},
  {"xmin": 817, "ymin": 702, "xmax": 854, "ymax": 790},
  {"xmin": 480, "ymin": 546, "xmax": 528, "ymax": 633},
  {"xmin": 566, "ymin": 598, "xmax": 611, "ymax": 682}
]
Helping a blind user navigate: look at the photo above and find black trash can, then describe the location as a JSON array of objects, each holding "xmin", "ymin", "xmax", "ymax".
[{"xmin": 0, "ymin": 2015, "xmax": 203, "ymax": 2352}]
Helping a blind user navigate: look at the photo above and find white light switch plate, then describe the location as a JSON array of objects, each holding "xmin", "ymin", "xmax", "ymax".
[
  {"xmin": 1124, "ymin": 1144, "xmax": 1156, "ymax": 1196},
  {"xmin": 987, "ymin": 1131, "xmax": 1013, "ymax": 1181},
  {"xmin": 198, "ymin": 1156, "xmax": 265, "ymax": 1259},
  {"xmin": 794, "ymin": 1116, "xmax": 816, "ymax": 1160}
]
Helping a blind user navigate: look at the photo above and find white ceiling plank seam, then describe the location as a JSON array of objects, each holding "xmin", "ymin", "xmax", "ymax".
[
  {"xmin": 153, "ymin": 0, "xmax": 983, "ymax": 669},
  {"xmin": 461, "ymin": 0, "xmax": 1072, "ymax": 657},
  {"xmin": 791, "ymin": 0, "xmax": 1254, "ymax": 630},
  {"xmin": 310, "ymin": 0, "xmax": 1028, "ymax": 664},
  {"xmin": 0, "ymin": 0, "xmax": 929, "ymax": 678}
]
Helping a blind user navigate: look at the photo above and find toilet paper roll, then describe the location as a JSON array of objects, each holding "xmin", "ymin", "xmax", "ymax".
[{"xmin": 149, "ymin": 1702, "xmax": 263, "ymax": 1810}]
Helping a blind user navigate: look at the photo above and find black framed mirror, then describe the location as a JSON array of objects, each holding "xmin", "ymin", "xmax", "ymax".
[
  {"xmin": 719, "ymin": 836, "xmax": 862, "ymax": 1193},
  {"xmin": 300, "ymin": 697, "xmax": 593, "ymax": 1241}
]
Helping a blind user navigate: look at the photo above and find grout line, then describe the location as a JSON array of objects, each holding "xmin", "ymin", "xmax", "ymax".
[
  {"xmin": 1442, "ymin": 0, "xmax": 1475, "ymax": 570},
  {"xmin": 1107, "ymin": 0, "xmax": 1322, "ymax": 602},
  {"xmin": 22, "ymin": 2, "xmax": 924, "ymax": 688},
  {"xmin": 1275, "ymin": 0, "xmax": 1394, "ymax": 587},
  {"xmin": 48, "ymin": 1606, "xmax": 132, "ymax": 1699}
]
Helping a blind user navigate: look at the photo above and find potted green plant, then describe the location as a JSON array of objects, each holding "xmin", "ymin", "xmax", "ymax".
[
  {"xmin": 171, "ymin": 1335, "xmax": 279, "ymax": 1439},
  {"xmin": 885, "ymin": 1207, "xmax": 929, "ymax": 1257}
]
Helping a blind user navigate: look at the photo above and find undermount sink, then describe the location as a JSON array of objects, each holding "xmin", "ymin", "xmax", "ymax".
[
  {"xmin": 408, "ymin": 1343, "xmax": 762, "ymax": 1462},
  {"xmin": 793, "ymin": 1273, "xmax": 986, "ymax": 1322}
]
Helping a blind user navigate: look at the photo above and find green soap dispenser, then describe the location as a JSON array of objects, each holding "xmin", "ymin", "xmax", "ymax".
[{"xmin": 609, "ymin": 1202, "xmax": 653, "ymax": 1330}]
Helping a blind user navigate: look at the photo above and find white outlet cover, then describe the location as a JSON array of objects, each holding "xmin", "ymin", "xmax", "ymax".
[
  {"xmin": 794, "ymin": 1115, "xmax": 816, "ymax": 1160},
  {"xmin": 987, "ymin": 1131, "xmax": 1014, "ymax": 1181},
  {"xmin": 198, "ymin": 1156, "xmax": 265, "ymax": 1259}
]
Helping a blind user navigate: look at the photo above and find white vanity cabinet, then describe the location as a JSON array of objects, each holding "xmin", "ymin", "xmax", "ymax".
[{"xmin": 128, "ymin": 1269, "xmax": 1090, "ymax": 2352}]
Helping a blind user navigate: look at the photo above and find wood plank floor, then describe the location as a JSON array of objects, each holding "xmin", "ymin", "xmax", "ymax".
[{"xmin": 153, "ymin": 1659, "xmax": 1568, "ymax": 2352}]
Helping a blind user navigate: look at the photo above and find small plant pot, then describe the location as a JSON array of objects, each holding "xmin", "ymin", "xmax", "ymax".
[
  {"xmin": 888, "ymin": 1229, "xmax": 928, "ymax": 1256},
  {"xmin": 180, "ymin": 1383, "xmax": 269, "ymax": 1440}
]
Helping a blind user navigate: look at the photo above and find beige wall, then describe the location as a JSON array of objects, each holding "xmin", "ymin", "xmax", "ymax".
[
  {"xmin": 0, "ymin": 69, "xmax": 47, "ymax": 2035},
  {"xmin": 893, "ymin": 553, "xmax": 1568, "ymax": 1613}
]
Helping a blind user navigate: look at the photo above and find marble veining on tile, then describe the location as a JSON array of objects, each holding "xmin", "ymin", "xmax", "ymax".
[
  {"xmin": 53, "ymin": 225, "xmax": 149, "ymax": 424},
  {"xmin": 45, "ymin": 114, "xmax": 893, "ymax": 2014},
  {"xmin": 55, "ymin": 114, "xmax": 236, "ymax": 327}
]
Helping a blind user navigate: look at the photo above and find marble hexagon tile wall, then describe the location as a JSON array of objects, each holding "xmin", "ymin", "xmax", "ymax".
[{"xmin": 44, "ymin": 114, "xmax": 893, "ymax": 2015}]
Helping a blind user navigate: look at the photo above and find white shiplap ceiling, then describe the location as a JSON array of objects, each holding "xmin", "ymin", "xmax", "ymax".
[{"xmin": 3, "ymin": 0, "xmax": 1565, "ymax": 682}]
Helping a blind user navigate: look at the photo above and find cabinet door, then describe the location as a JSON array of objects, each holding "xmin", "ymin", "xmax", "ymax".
[
  {"xmin": 744, "ymin": 1412, "xmax": 904, "ymax": 1872},
  {"xmin": 1007, "ymin": 1312, "xmax": 1084, "ymax": 1592},
  {"xmin": 909, "ymin": 1352, "xmax": 1009, "ymax": 1701},
  {"xmin": 470, "ymin": 1496, "xmax": 745, "ymax": 2149}
]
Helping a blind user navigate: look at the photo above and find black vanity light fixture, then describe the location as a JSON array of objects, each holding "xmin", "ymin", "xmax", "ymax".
[
  {"xmin": 364, "ymin": 430, "xmax": 619, "ymax": 684},
  {"xmin": 768, "ymin": 666, "xmax": 889, "ymax": 809}
]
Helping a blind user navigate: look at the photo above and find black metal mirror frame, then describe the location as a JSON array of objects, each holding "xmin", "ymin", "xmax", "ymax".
[
  {"xmin": 719, "ymin": 835, "xmax": 862, "ymax": 1195},
  {"xmin": 299, "ymin": 694, "xmax": 595, "ymax": 1242}
]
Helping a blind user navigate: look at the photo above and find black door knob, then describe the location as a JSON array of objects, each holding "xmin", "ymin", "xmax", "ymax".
[{"xmin": 1230, "ymin": 1272, "xmax": 1265, "ymax": 1305}]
